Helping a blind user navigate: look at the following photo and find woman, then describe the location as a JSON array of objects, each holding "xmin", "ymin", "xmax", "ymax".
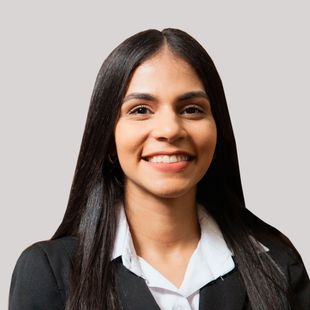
[{"xmin": 9, "ymin": 28, "xmax": 309, "ymax": 310}]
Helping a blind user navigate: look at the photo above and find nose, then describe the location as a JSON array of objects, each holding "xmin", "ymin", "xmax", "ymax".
[{"xmin": 151, "ymin": 107, "xmax": 186, "ymax": 143}]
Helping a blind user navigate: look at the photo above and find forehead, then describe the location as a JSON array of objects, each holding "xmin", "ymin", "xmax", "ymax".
[{"xmin": 125, "ymin": 49, "xmax": 205, "ymax": 96}]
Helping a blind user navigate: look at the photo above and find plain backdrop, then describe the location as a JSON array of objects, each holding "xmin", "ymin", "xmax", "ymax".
[{"xmin": 1, "ymin": 1, "xmax": 309, "ymax": 308}]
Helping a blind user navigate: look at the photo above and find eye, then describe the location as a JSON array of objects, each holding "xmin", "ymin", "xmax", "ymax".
[
  {"xmin": 128, "ymin": 105, "xmax": 153, "ymax": 115},
  {"xmin": 181, "ymin": 105, "xmax": 205, "ymax": 114}
]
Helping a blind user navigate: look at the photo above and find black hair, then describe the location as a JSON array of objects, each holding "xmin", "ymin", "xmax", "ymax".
[{"xmin": 53, "ymin": 28, "xmax": 294, "ymax": 309}]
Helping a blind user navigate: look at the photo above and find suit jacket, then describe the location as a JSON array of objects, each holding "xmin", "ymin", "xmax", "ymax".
[{"xmin": 9, "ymin": 235, "xmax": 310, "ymax": 310}]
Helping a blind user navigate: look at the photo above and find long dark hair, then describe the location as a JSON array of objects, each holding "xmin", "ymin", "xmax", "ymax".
[{"xmin": 54, "ymin": 28, "xmax": 294, "ymax": 309}]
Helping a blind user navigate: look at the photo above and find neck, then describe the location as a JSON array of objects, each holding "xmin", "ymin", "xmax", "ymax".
[{"xmin": 123, "ymin": 186, "xmax": 200, "ymax": 257}]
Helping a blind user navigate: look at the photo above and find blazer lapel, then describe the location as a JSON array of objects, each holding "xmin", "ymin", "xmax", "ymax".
[
  {"xmin": 199, "ymin": 269, "xmax": 249, "ymax": 310},
  {"xmin": 114, "ymin": 257, "xmax": 249, "ymax": 310},
  {"xmin": 114, "ymin": 257, "xmax": 160, "ymax": 310}
]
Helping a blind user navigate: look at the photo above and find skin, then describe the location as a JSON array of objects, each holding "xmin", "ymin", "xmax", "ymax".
[{"xmin": 114, "ymin": 46, "xmax": 217, "ymax": 287}]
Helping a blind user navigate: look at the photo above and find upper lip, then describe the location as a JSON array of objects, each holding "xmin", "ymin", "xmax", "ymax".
[{"xmin": 142, "ymin": 151, "xmax": 195, "ymax": 159}]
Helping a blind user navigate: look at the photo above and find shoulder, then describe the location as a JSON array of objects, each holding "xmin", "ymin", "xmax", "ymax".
[
  {"xmin": 28, "ymin": 236, "xmax": 77, "ymax": 262},
  {"xmin": 14, "ymin": 236, "xmax": 77, "ymax": 280},
  {"xmin": 252, "ymin": 221, "xmax": 305, "ymax": 273},
  {"xmin": 243, "ymin": 208, "xmax": 307, "ymax": 269},
  {"xmin": 252, "ymin": 221, "xmax": 310, "ymax": 308},
  {"xmin": 9, "ymin": 236, "xmax": 77, "ymax": 310}
]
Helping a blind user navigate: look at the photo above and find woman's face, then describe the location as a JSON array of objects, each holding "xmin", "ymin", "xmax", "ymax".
[{"xmin": 114, "ymin": 48, "xmax": 217, "ymax": 200}]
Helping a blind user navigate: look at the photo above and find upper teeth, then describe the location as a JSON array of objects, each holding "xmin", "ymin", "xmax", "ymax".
[{"xmin": 147, "ymin": 155, "xmax": 190, "ymax": 163}]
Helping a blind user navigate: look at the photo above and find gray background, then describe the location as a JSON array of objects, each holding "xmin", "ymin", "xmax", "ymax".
[{"xmin": 1, "ymin": 1, "xmax": 309, "ymax": 308}]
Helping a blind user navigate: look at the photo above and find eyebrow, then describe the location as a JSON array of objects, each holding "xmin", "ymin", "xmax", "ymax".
[
  {"xmin": 122, "ymin": 91, "xmax": 209, "ymax": 103},
  {"xmin": 178, "ymin": 91, "xmax": 209, "ymax": 101}
]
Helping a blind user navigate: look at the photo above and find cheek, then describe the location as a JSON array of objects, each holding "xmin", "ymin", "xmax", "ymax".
[
  {"xmin": 196, "ymin": 123, "xmax": 217, "ymax": 155},
  {"xmin": 114, "ymin": 121, "xmax": 146, "ymax": 161}
]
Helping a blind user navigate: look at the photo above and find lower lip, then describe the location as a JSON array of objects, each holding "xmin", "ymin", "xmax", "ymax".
[{"xmin": 143, "ymin": 159, "xmax": 192, "ymax": 172}]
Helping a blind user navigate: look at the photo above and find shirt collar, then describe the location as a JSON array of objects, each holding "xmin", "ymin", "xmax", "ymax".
[
  {"xmin": 111, "ymin": 202, "xmax": 236, "ymax": 285},
  {"xmin": 112, "ymin": 202, "xmax": 145, "ymax": 278}
]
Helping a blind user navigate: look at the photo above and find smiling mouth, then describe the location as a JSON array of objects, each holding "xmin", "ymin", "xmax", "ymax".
[{"xmin": 143, "ymin": 154, "xmax": 193, "ymax": 163}]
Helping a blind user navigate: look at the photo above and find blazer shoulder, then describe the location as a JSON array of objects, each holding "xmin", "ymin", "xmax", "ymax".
[
  {"xmin": 33, "ymin": 236, "xmax": 77, "ymax": 263},
  {"xmin": 255, "ymin": 227, "xmax": 310, "ymax": 309},
  {"xmin": 256, "ymin": 226, "xmax": 304, "ymax": 268},
  {"xmin": 244, "ymin": 209, "xmax": 306, "ymax": 267},
  {"xmin": 9, "ymin": 236, "xmax": 77, "ymax": 310}
]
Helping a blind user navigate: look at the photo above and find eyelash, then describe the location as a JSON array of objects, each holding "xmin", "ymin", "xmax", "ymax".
[
  {"xmin": 181, "ymin": 106, "xmax": 205, "ymax": 114},
  {"xmin": 129, "ymin": 105, "xmax": 151, "ymax": 115},
  {"xmin": 128, "ymin": 105, "xmax": 205, "ymax": 115}
]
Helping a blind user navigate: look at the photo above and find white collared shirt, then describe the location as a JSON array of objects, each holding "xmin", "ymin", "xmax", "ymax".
[{"xmin": 112, "ymin": 202, "xmax": 236, "ymax": 310}]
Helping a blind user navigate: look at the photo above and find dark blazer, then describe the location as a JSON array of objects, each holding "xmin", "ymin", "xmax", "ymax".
[{"xmin": 9, "ymin": 235, "xmax": 310, "ymax": 310}]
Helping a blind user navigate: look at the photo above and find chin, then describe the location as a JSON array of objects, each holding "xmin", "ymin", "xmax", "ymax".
[{"xmin": 147, "ymin": 185, "xmax": 196, "ymax": 200}]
